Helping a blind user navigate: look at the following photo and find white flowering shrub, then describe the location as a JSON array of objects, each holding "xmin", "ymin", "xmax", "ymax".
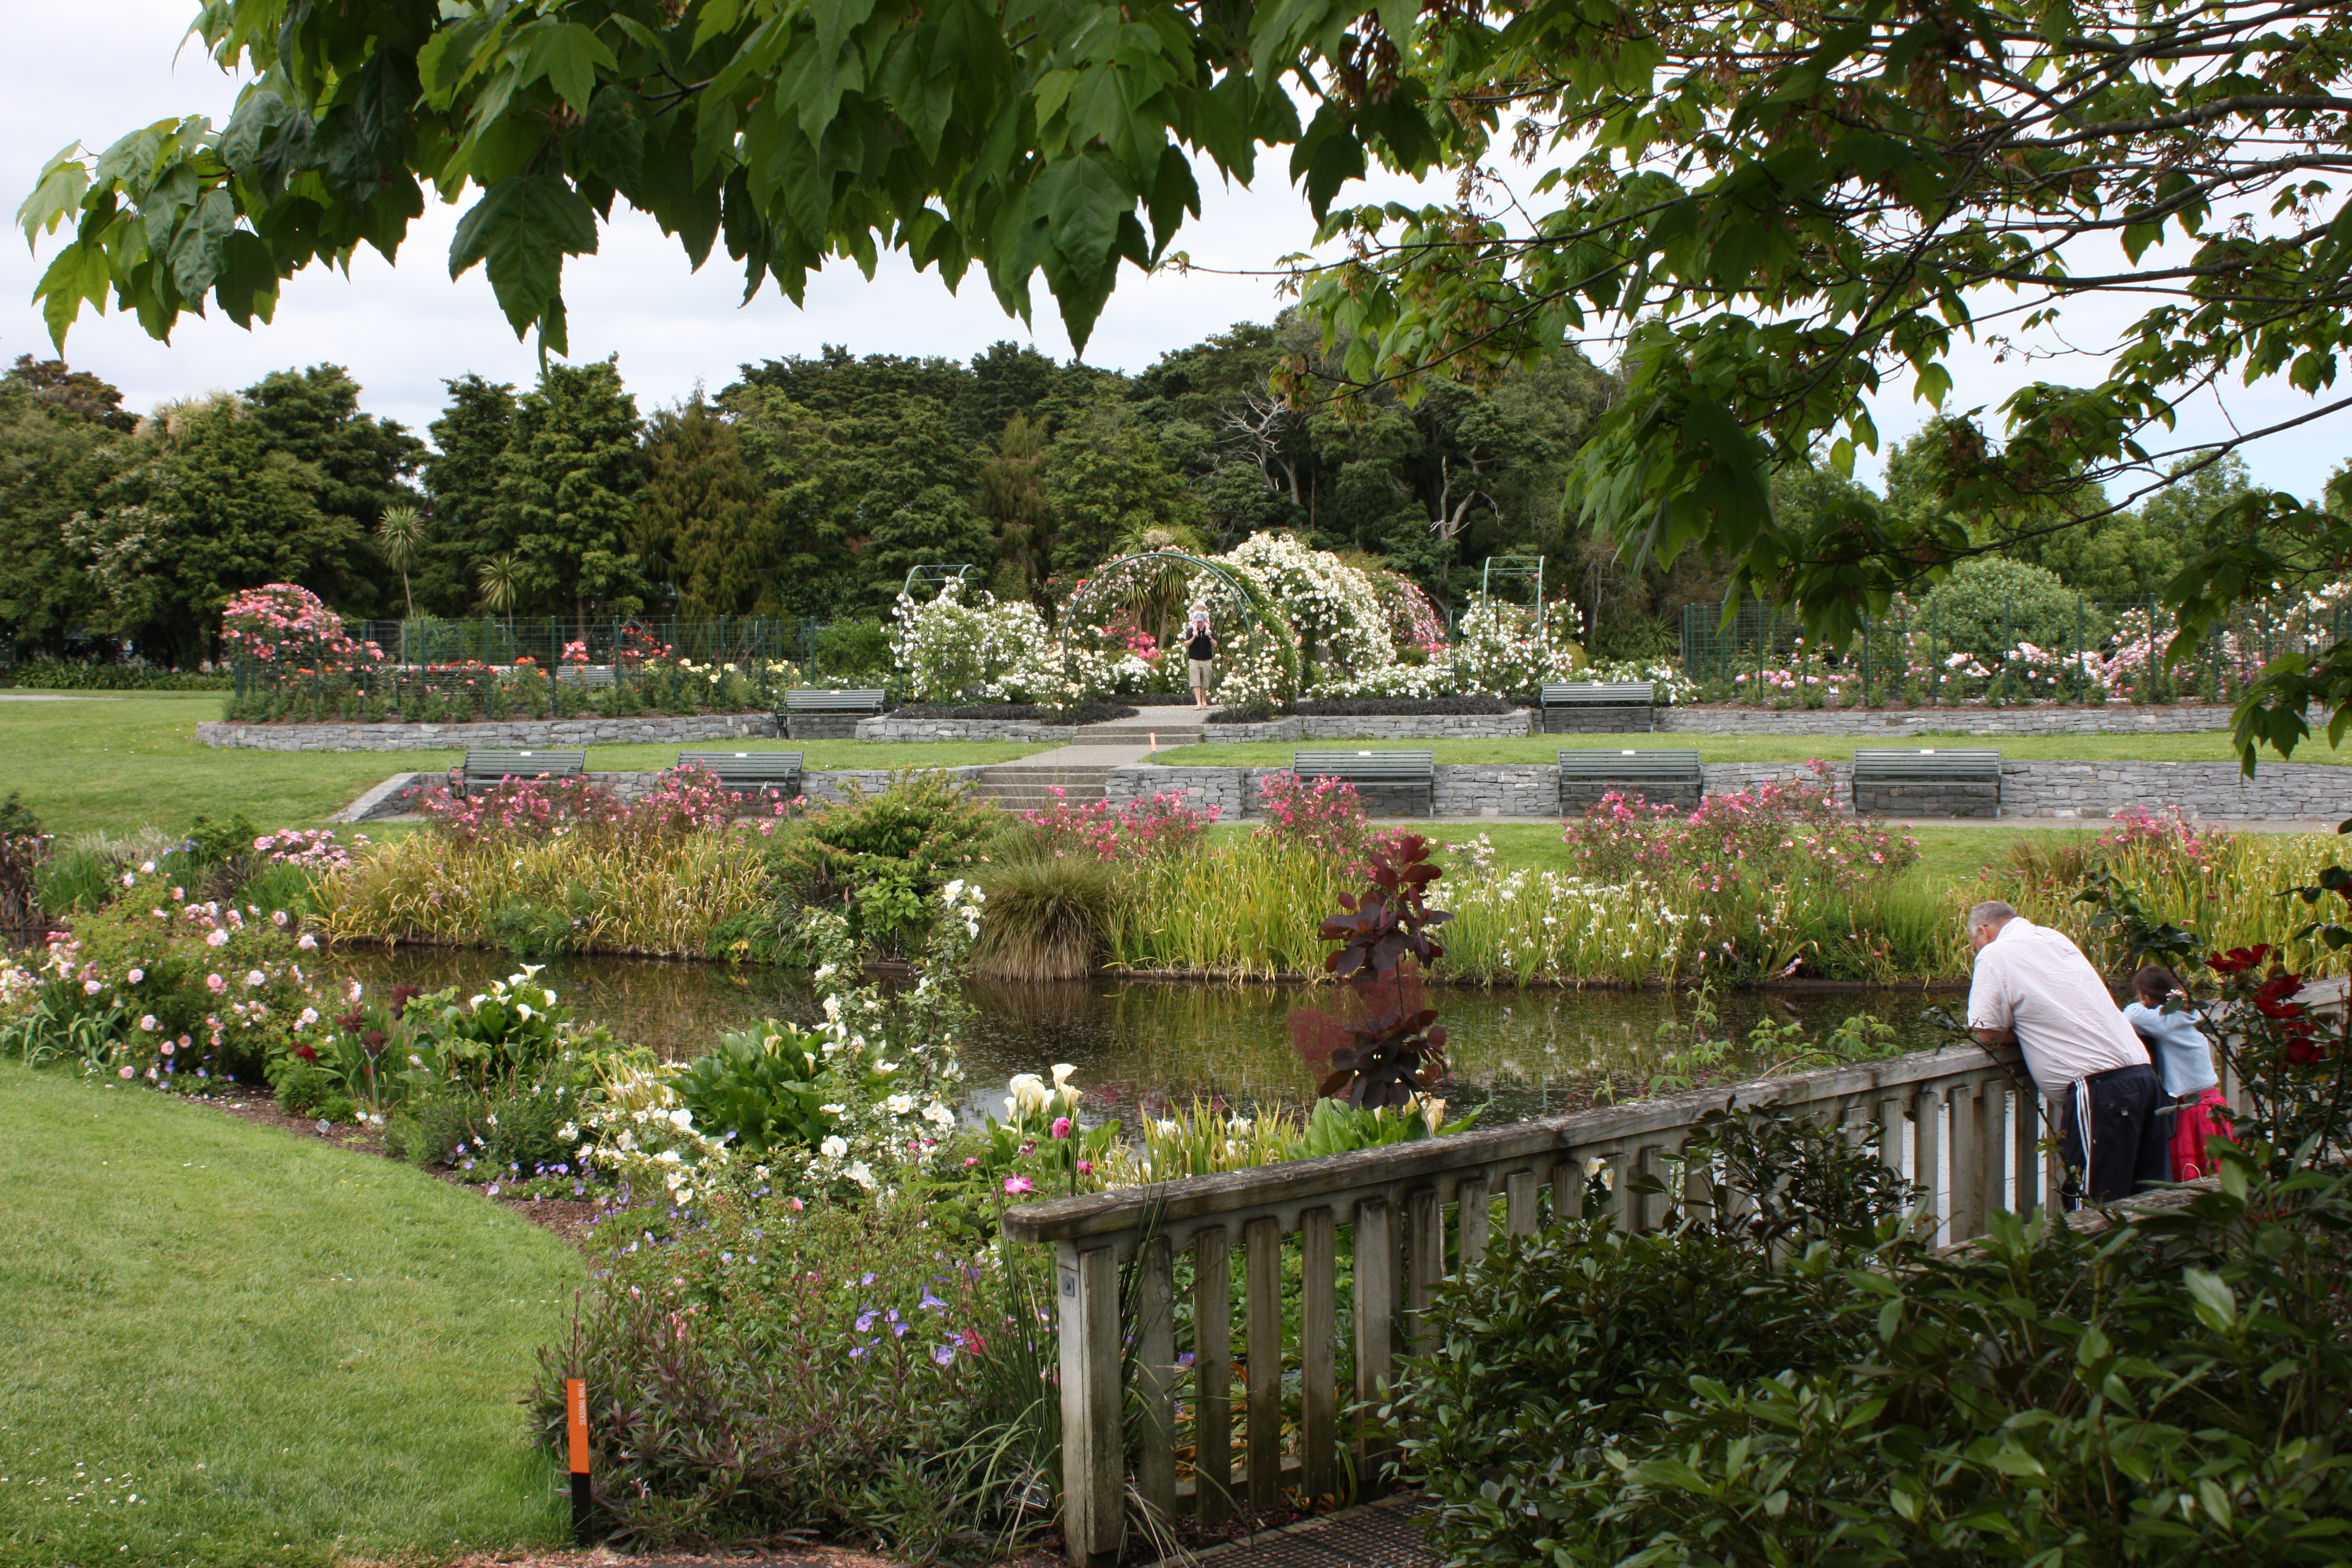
[
  {"xmin": 1310, "ymin": 661, "xmax": 1467, "ymax": 700},
  {"xmin": 1222, "ymin": 532, "xmax": 1396, "ymax": 683},
  {"xmin": 1584, "ymin": 658, "xmax": 1700, "ymax": 705},
  {"xmin": 1450, "ymin": 601, "xmax": 1587, "ymax": 695},
  {"xmin": 574, "ymin": 881, "xmax": 982, "ymax": 1202}
]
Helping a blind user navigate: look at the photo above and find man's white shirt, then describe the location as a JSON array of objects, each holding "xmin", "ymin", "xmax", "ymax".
[{"xmin": 1966, "ymin": 916, "xmax": 2149, "ymax": 1098}]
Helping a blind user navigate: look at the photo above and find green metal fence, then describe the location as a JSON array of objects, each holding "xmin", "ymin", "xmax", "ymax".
[{"xmin": 1680, "ymin": 594, "xmax": 2349, "ymax": 706}]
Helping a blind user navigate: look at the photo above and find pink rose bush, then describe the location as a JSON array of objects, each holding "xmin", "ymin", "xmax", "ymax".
[
  {"xmin": 1019, "ymin": 789, "xmax": 1218, "ymax": 861},
  {"xmin": 219, "ymin": 583, "xmax": 384, "ymax": 671},
  {"xmin": 1560, "ymin": 764, "xmax": 1920, "ymax": 898},
  {"xmin": 0, "ymin": 860, "xmax": 326, "ymax": 1086}
]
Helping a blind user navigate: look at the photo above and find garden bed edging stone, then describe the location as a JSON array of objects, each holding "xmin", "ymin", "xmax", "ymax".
[{"xmin": 1108, "ymin": 759, "xmax": 2350, "ymax": 822}]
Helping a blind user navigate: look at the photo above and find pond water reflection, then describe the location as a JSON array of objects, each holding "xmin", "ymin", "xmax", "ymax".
[{"xmin": 335, "ymin": 946, "xmax": 1961, "ymax": 1128}]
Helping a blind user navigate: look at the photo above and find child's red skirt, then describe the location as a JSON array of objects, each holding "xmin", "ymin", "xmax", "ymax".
[{"xmin": 2170, "ymin": 1087, "xmax": 2234, "ymax": 1182}]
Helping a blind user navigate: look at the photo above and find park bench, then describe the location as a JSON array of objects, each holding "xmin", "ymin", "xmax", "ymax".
[
  {"xmin": 779, "ymin": 687, "xmax": 886, "ymax": 739},
  {"xmin": 458, "ymin": 748, "xmax": 586, "ymax": 797},
  {"xmin": 781, "ymin": 688, "xmax": 885, "ymax": 716},
  {"xmin": 1852, "ymin": 748, "xmax": 2003, "ymax": 819},
  {"xmin": 677, "ymin": 750, "xmax": 805, "ymax": 796},
  {"xmin": 1292, "ymin": 749, "xmax": 1437, "ymax": 819},
  {"xmin": 1540, "ymin": 680, "xmax": 1656, "ymax": 734},
  {"xmin": 554, "ymin": 665, "xmax": 615, "ymax": 688},
  {"xmin": 1557, "ymin": 748, "xmax": 1705, "ymax": 814}
]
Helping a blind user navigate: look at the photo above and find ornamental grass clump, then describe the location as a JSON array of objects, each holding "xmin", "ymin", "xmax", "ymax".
[
  {"xmin": 972, "ymin": 853, "xmax": 1120, "ymax": 980},
  {"xmin": 324, "ymin": 765, "xmax": 785, "ymax": 957}
]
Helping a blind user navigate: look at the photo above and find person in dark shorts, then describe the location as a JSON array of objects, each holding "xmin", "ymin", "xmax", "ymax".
[
  {"xmin": 1967, "ymin": 899, "xmax": 2165, "ymax": 1205},
  {"xmin": 1184, "ymin": 607, "xmax": 1216, "ymax": 709}
]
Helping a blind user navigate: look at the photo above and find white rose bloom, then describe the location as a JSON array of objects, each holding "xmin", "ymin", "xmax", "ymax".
[
  {"xmin": 616, "ymin": 1131, "xmax": 637, "ymax": 1152},
  {"xmin": 923, "ymin": 1102, "xmax": 956, "ymax": 1128},
  {"xmin": 668, "ymin": 1108, "xmax": 694, "ymax": 1130},
  {"xmin": 846, "ymin": 1161, "xmax": 876, "ymax": 1189},
  {"xmin": 885, "ymin": 1094, "xmax": 914, "ymax": 1116},
  {"xmin": 819, "ymin": 1102, "xmax": 846, "ymax": 1116},
  {"xmin": 658, "ymin": 1149, "xmax": 682, "ymax": 1165},
  {"xmin": 819, "ymin": 1135, "xmax": 850, "ymax": 1159},
  {"xmin": 558, "ymin": 1123, "xmax": 579, "ymax": 1142}
]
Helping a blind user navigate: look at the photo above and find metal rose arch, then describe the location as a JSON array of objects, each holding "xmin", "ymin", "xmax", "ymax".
[{"xmin": 1062, "ymin": 549, "xmax": 1300, "ymax": 703}]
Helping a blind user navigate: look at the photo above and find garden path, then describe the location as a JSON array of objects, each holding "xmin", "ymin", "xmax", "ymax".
[{"xmin": 1183, "ymin": 1495, "xmax": 1438, "ymax": 1568}]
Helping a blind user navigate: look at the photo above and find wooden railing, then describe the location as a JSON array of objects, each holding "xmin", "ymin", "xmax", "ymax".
[{"xmin": 1001, "ymin": 1039, "xmax": 2228, "ymax": 1567}]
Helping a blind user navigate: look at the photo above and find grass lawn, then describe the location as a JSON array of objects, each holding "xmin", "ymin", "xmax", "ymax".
[
  {"xmin": 1153, "ymin": 729, "xmax": 2343, "ymax": 767},
  {"xmin": 0, "ymin": 694, "xmax": 1054, "ymax": 837},
  {"xmin": 0, "ymin": 1063, "xmax": 582, "ymax": 1568}
]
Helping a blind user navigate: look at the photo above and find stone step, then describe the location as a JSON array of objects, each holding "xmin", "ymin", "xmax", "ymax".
[{"xmin": 967, "ymin": 764, "xmax": 1114, "ymax": 808}]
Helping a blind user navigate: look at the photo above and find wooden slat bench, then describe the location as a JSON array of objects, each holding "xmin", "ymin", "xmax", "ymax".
[
  {"xmin": 779, "ymin": 688, "xmax": 886, "ymax": 740},
  {"xmin": 1540, "ymin": 680, "xmax": 1656, "ymax": 734},
  {"xmin": 554, "ymin": 665, "xmax": 615, "ymax": 688},
  {"xmin": 1292, "ymin": 749, "xmax": 1436, "ymax": 819},
  {"xmin": 458, "ymin": 748, "xmax": 586, "ymax": 797},
  {"xmin": 677, "ymin": 750, "xmax": 804, "ymax": 796},
  {"xmin": 1852, "ymin": 748, "xmax": 2003, "ymax": 819},
  {"xmin": 1558, "ymin": 748, "xmax": 1705, "ymax": 814}
]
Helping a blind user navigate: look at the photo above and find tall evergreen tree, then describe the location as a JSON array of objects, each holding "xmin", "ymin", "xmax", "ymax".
[
  {"xmin": 488, "ymin": 358, "xmax": 645, "ymax": 620},
  {"xmin": 1042, "ymin": 398, "xmax": 1201, "ymax": 575},
  {"xmin": 66, "ymin": 394, "xmax": 346, "ymax": 666},
  {"xmin": 0, "ymin": 358, "xmax": 128, "ymax": 652},
  {"xmin": 240, "ymin": 363, "xmax": 424, "ymax": 616},
  {"xmin": 421, "ymin": 374, "xmax": 519, "ymax": 616},
  {"xmin": 981, "ymin": 413, "xmax": 1054, "ymax": 611},
  {"xmin": 638, "ymin": 394, "xmax": 775, "ymax": 615}
]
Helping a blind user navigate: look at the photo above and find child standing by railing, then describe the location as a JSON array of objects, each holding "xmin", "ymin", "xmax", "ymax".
[{"xmin": 2123, "ymin": 964, "xmax": 2234, "ymax": 1181}]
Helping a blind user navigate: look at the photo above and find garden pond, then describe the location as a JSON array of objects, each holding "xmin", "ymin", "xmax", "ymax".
[{"xmin": 335, "ymin": 946, "xmax": 1962, "ymax": 1128}]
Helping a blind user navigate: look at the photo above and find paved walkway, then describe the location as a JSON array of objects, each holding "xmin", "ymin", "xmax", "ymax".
[{"xmin": 1183, "ymin": 1496, "xmax": 1436, "ymax": 1568}]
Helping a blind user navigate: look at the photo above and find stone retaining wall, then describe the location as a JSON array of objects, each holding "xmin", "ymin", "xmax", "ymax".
[
  {"xmin": 1654, "ymin": 702, "xmax": 2250, "ymax": 736},
  {"xmin": 1189, "ymin": 710, "xmax": 1536, "ymax": 743},
  {"xmin": 1108, "ymin": 759, "xmax": 2350, "ymax": 821},
  {"xmin": 339, "ymin": 764, "xmax": 991, "ymax": 820},
  {"xmin": 856, "ymin": 716, "xmax": 1085, "ymax": 742},
  {"xmin": 1540, "ymin": 707, "xmax": 1654, "ymax": 734},
  {"xmin": 200, "ymin": 713, "xmax": 779, "ymax": 751}
]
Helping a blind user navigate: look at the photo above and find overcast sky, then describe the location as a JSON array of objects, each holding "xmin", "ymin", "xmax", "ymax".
[{"xmin": 6, "ymin": 1, "xmax": 2345, "ymax": 502}]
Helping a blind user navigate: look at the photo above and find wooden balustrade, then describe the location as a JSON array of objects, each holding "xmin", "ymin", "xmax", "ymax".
[{"xmin": 1003, "ymin": 1038, "xmax": 2179, "ymax": 1568}]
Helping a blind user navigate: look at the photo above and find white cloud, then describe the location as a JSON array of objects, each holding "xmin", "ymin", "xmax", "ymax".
[{"xmin": 1, "ymin": 2, "xmax": 1428, "ymax": 438}]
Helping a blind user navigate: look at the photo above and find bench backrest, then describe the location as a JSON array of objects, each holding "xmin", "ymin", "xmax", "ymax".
[
  {"xmin": 556, "ymin": 665, "xmax": 615, "ymax": 686},
  {"xmin": 782, "ymin": 688, "xmax": 885, "ymax": 714},
  {"xmin": 1292, "ymin": 749, "xmax": 1436, "ymax": 777},
  {"xmin": 1542, "ymin": 681, "xmax": 1656, "ymax": 705},
  {"xmin": 1556, "ymin": 748, "xmax": 1702, "ymax": 778},
  {"xmin": 677, "ymin": 750, "xmax": 805, "ymax": 786},
  {"xmin": 1852, "ymin": 748, "xmax": 2002, "ymax": 778},
  {"xmin": 461, "ymin": 748, "xmax": 586, "ymax": 780}
]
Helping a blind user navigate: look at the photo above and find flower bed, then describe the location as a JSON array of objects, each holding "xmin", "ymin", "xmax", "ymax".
[{"xmin": 894, "ymin": 700, "xmax": 1140, "ymax": 723}]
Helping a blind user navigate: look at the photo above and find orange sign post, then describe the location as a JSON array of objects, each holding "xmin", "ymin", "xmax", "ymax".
[{"xmin": 565, "ymin": 1376, "xmax": 591, "ymax": 1541}]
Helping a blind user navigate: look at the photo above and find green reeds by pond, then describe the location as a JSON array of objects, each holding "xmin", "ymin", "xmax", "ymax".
[{"xmin": 307, "ymin": 803, "xmax": 2350, "ymax": 988}]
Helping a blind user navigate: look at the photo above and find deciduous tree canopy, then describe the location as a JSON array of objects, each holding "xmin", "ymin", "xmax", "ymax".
[{"xmin": 25, "ymin": 0, "xmax": 2352, "ymax": 751}]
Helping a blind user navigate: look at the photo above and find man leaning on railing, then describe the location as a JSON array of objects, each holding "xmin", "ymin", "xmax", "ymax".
[{"xmin": 1966, "ymin": 899, "xmax": 2165, "ymax": 1206}]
